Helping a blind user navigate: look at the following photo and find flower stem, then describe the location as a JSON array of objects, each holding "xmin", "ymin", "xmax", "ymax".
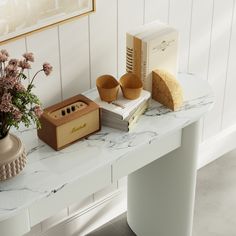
[
  {"xmin": 28, "ymin": 69, "xmax": 43, "ymax": 90},
  {"xmin": 0, "ymin": 62, "xmax": 2, "ymax": 77}
]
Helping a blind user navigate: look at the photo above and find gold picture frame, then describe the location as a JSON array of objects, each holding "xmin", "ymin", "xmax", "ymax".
[{"xmin": 0, "ymin": 0, "xmax": 95, "ymax": 45}]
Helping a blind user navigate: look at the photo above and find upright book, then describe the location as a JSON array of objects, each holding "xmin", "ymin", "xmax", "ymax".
[{"xmin": 126, "ymin": 20, "xmax": 179, "ymax": 92}]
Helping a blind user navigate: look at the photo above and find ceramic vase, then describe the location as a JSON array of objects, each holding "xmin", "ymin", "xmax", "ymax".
[{"xmin": 0, "ymin": 133, "xmax": 27, "ymax": 181}]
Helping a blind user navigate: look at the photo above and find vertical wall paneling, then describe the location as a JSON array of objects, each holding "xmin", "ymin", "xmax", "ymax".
[
  {"xmin": 26, "ymin": 28, "xmax": 62, "ymax": 107},
  {"xmin": 169, "ymin": 0, "xmax": 193, "ymax": 72},
  {"xmin": 0, "ymin": 38, "xmax": 26, "ymax": 59},
  {"xmin": 144, "ymin": 0, "xmax": 169, "ymax": 23},
  {"xmin": 118, "ymin": 0, "xmax": 144, "ymax": 78},
  {"xmin": 203, "ymin": 0, "xmax": 234, "ymax": 140},
  {"xmin": 89, "ymin": 0, "xmax": 117, "ymax": 87},
  {"xmin": 222, "ymin": 0, "xmax": 236, "ymax": 129},
  {"xmin": 188, "ymin": 0, "xmax": 214, "ymax": 78},
  {"xmin": 59, "ymin": 17, "xmax": 90, "ymax": 100}
]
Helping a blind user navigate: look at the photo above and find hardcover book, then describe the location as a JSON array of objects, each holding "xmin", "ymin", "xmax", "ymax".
[
  {"xmin": 102, "ymin": 100, "xmax": 149, "ymax": 131},
  {"xmin": 126, "ymin": 20, "xmax": 179, "ymax": 92}
]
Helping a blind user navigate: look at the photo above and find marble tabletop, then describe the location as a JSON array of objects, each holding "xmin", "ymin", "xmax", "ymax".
[{"xmin": 0, "ymin": 73, "xmax": 214, "ymax": 222}]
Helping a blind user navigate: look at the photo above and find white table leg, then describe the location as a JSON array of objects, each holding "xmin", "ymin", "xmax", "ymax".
[{"xmin": 127, "ymin": 121, "xmax": 200, "ymax": 236}]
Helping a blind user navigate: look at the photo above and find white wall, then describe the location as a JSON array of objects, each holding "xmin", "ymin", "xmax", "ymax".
[{"xmin": 1, "ymin": 0, "xmax": 236, "ymax": 235}]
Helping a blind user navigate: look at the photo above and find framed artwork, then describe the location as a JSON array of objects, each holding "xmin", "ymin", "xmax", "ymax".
[{"xmin": 0, "ymin": 0, "xmax": 95, "ymax": 44}]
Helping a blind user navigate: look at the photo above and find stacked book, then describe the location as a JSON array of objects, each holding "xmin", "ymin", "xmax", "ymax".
[
  {"xmin": 126, "ymin": 20, "xmax": 179, "ymax": 92},
  {"xmin": 83, "ymin": 88, "xmax": 151, "ymax": 131}
]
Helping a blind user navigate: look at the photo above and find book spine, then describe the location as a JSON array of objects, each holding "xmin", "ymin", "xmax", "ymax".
[
  {"xmin": 126, "ymin": 33, "xmax": 134, "ymax": 73},
  {"xmin": 141, "ymin": 40, "xmax": 149, "ymax": 91},
  {"xmin": 146, "ymin": 41, "xmax": 153, "ymax": 92},
  {"xmin": 126, "ymin": 34, "xmax": 149, "ymax": 91},
  {"xmin": 126, "ymin": 36, "xmax": 150, "ymax": 92},
  {"xmin": 102, "ymin": 120, "xmax": 129, "ymax": 132},
  {"xmin": 128, "ymin": 102, "xmax": 149, "ymax": 131},
  {"xmin": 127, "ymin": 101, "xmax": 148, "ymax": 123},
  {"xmin": 133, "ymin": 36, "xmax": 142, "ymax": 80}
]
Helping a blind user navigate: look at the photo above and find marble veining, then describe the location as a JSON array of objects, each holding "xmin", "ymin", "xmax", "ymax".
[
  {"xmin": 0, "ymin": 74, "xmax": 214, "ymax": 222},
  {"xmin": 86, "ymin": 130, "xmax": 158, "ymax": 149},
  {"xmin": 27, "ymin": 143, "xmax": 46, "ymax": 156}
]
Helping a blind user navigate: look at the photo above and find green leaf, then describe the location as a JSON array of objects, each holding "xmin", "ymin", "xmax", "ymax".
[{"xmin": 20, "ymin": 73, "xmax": 27, "ymax": 80}]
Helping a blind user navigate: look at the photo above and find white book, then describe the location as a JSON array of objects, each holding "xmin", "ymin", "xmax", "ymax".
[
  {"xmin": 102, "ymin": 100, "xmax": 149, "ymax": 132},
  {"xmin": 126, "ymin": 20, "xmax": 179, "ymax": 92},
  {"xmin": 83, "ymin": 88, "xmax": 151, "ymax": 120}
]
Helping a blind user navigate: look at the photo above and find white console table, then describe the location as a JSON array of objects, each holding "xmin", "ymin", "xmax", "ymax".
[{"xmin": 0, "ymin": 73, "xmax": 213, "ymax": 236}]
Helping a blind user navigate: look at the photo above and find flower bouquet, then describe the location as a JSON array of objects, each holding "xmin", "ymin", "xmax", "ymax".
[{"xmin": 0, "ymin": 49, "xmax": 52, "ymax": 180}]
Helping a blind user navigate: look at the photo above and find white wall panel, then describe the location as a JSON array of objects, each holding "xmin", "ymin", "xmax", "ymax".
[
  {"xmin": 169, "ymin": 0, "xmax": 193, "ymax": 72},
  {"xmin": 89, "ymin": 0, "xmax": 117, "ymax": 87},
  {"xmin": 26, "ymin": 28, "xmax": 62, "ymax": 107},
  {"xmin": 0, "ymin": 38, "xmax": 26, "ymax": 59},
  {"xmin": 118, "ymin": 0, "xmax": 144, "ymax": 77},
  {"xmin": 222, "ymin": 1, "xmax": 236, "ymax": 129},
  {"xmin": 144, "ymin": 0, "xmax": 169, "ymax": 23},
  {"xmin": 203, "ymin": 0, "xmax": 234, "ymax": 139},
  {"xmin": 188, "ymin": 0, "xmax": 214, "ymax": 78},
  {"xmin": 59, "ymin": 17, "xmax": 90, "ymax": 100}
]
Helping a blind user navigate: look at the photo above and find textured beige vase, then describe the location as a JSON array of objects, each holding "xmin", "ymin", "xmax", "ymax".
[{"xmin": 0, "ymin": 133, "xmax": 27, "ymax": 181}]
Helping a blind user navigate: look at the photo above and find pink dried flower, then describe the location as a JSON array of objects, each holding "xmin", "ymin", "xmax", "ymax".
[
  {"xmin": 5, "ymin": 64, "xmax": 18, "ymax": 77},
  {"xmin": 33, "ymin": 105, "xmax": 43, "ymax": 118},
  {"xmin": 1, "ymin": 92, "xmax": 12, "ymax": 103},
  {"xmin": 14, "ymin": 82, "xmax": 26, "ymax": 92},
  {"xmin": 0, "ymin": 52, "xmax": 8, "ymax": 62},
  {"xmin": 0, "ymin": 93, "xmax": 13, "ymax": 112},
  {"xmin": 8, "ymin": 59, "xmax": 18, "ymax": 67},
  {"xmin": 0, "ymin": 77, "xmax": 3, "ymax": 86},
  {"xmin": 43, "ymin": 62, "xmax": 53, "ymax": 76},
  {"xmin": 18, "ymin": 59, "xmax": 31, "ymax": 69},
  {"xmin": 2, "ymin": 77, "xmax": 17, "ymax": 90},
  {"xmin": 0, "ymin": 50, "xmax": 52, "ymax": 136},
  {"xmin": 1, "ymin": 49, "xmax": 9, "ymax": 57},
  {"xmin": 12, "ymin": 107, "xmax": 22, "ymax": 121},
  {"xmin": 23, "ymin": 52, "xmax": 34, "ymax": 62}
]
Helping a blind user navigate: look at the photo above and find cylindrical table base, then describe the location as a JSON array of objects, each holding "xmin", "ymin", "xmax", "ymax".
[{"xmin": 127, "ymin": 121, "xmax": 200, "ymax": 236}]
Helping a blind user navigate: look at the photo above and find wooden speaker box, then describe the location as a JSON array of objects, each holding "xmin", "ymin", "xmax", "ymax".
[{"xmin": 37, "ymin": 94, "xmax": 101, "ymax": 150}]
